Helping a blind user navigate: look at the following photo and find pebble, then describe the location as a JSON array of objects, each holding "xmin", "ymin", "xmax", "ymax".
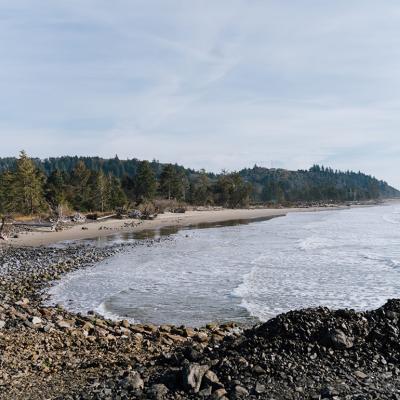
[{"xmin": 2, "ymin": 244, "xmax": 400, "ymax": 400}]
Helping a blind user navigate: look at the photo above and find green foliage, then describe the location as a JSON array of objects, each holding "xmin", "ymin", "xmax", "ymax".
[
  {"xmin": 45, "ymin": 170, "xmax": 67, "ymax": 207},
  {"xmin": 0, "ymin": 151, "xmax": 46, "ymax": 214},
  {"xmin": 108, "ymin": 174, "xmax": 128, "ymax": 209},
  {"xmin": 159, "ymin": 164, "xmax": 188, "ymax": 201},
  {"xmin": 189, "ymin": 172, "xmax": 212, "ymax": 205},
  {"xmin": 0, "ymin": 154, "xmax": 398, "ymax": 216},
  {"xmin": 70, "ymin": 161, "xmax": 91, "ymax": 210},
  {"xmin": 215, "ymin": 172, "xmax": 252, "ymax": 208},
  {"xmin": 134, "ymin": 161, "xmax": 157, "ymax": 202},
  {"xmin": 91, "ymin": 170, "xmax": 110, "ymax": 212},
  {"xmin": 240, "ymin": 165, "xmax": 399, "ymax": 203},
  {"xmin": 0, "ymin": 152, "xmax": 129, "ymax": 214},
  {"xmin": 0, "ymin": 171, "xmax": 15, "ymax": 214}
]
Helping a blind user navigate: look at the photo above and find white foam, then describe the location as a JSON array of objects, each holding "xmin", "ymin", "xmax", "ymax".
[
  {"xmin": 383, "ymin": 214, "xmax": 400, "ymax": 224},
  {"xmin": 297, "ymin": 236, "xmax": 334, "ymax": 251},
  {"xmin": 95, "ymin": 301, "xmax": 136, "ymax": 323},
  {"xmin": 46, "ymin": 203, "xmax": 400, "ymax": 326}
]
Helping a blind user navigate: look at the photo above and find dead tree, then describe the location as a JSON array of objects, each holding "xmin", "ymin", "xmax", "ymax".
[{"xmin": 0, "ymin": 215, "xmax": 11, "ymax": 240}]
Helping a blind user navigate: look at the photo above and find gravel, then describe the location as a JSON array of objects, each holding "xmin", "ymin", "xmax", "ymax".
[{"xmin": 1, "ymin": 243, "xmax": 400, "ymax": 399}]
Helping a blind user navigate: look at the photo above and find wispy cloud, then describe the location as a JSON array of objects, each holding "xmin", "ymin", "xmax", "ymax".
[{"xmin": 0, "ymin": 1, "xmax": 400, "ymax": 187}]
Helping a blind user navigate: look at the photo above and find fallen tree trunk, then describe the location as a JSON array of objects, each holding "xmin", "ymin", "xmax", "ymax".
[
  {"xmin": 96, "ymin": 214, "xmax": 117, "ymax": 221},
  {"xmin": 0, "ymin": 216, "xmax": 7, "ymax": 240},
  {"xmin": 13, "ymin": 222, "xmax": 55, "ymax": 228}
]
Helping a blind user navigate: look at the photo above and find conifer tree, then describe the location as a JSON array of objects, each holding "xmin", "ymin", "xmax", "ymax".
[
  {"xmin": 0, "ymin": 171, "xmax": 14, "ymax": 213},
  {"xmin": 12, "ymin": 151, "xmax": 45, "ymax": 214},
  {"xmin": 159, "ymin": 164, "xmax": 175, "ymax": 200},
  {"xmin": 93, "ymin": 170, "xmax": 109, "ymax": 212},
  {"xmin": 45, "ymin": 170, "xmax": 66, "ymax": 207},
  {"xmin": 134, "ymin": 161, "xmax": 156, "ymax": 202},
  {"xmin": 70, "ymin": 161, "xmax": 91, "ymax": 210},
  {"xmin": 190, "ymin": 172, "xmax": 212, "ymax": 205},
  {"xmin": 159, "ymin": 164, "xmax": 187, "ymax": 200},
  {"xmin": 108, "ymin": 174, "xmax": 127, "ymax": 209}
]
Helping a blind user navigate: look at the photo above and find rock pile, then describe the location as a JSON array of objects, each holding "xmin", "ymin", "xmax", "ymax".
[
  {"xmin": 0, "ymin": 243, "xmax": 238, "ymax": 399},
  {"xmin": 143, "ymin": 301, "xmax": 400, "ymax": 399},
  {"xmin": 1, "ymin": 243, "xmax": 400, "ymax": 399}
]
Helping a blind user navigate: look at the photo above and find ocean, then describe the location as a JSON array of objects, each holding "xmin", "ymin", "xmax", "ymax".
[{"xmin": 46, "ymin": 203, "xmax": 400, "ymax": 327}]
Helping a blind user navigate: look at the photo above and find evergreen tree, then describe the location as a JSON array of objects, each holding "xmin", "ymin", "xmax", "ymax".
[
  {"xmin": 159, "ymin": 164, "xmax": 187, "ymax": 200},
  {"xmin": 159, "ymin": 164, "xmax": 175, "ymax": 200},
  {"xmin": 45, "ymin": 170, "xmax": 66, "ymax": 207},
  {"xmin": 229, "ymin": 173, "xmax": 252, "ymax": 207},
  {"xmin": 190, "ymin": 172, "xmax": 212, "ymax": 205},
  {"xmin": 215, "ymin": 172, "xmax": 251, "ymax": 207},
  {"xmin": 134, "ymin": 161, "xmax": 156, "ymax": 202},
  {"xmin": 0, "ymin": 152, "xmax": 398, "ymax": 215},
  {"xmin": 12, "ymin": 151, "xmax": 45, "ymax": 214},
  {"xmin": 121, "ymin": 175, "xmax": 135, "ymax": 202},
  {"xmin": 108, "ymin": 174, "xmax": 127, "ymax": 209},
  {"xmin": 92, "ymin": 170, "xmax": 110, "ymax": 212},
  {"xmin": 0, "ymin": 171, "xmax": 14, "ymax": 213},
  {"xmin": 70, "ymin": 161, "xmax": 91, "ymax": 210},
  {"xmin": 215, "ymin": 172, "xmax": 232, "ymax": 206}
]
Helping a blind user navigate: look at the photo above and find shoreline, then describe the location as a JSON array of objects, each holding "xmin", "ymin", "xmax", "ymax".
[
  {"xmin": 1, "ymin": 243, "xmax": 400, "ymax": 398},
  {"xmin": 2, "ymin": 205, "xmax": 360, "ymax": 247},
  {"xmin": 6, "ymin": 198, "xmax": 399, "ymax": 247},
  {"xmin": 1, "ymin": 202, "xmax": 400, "ymax": 398}
]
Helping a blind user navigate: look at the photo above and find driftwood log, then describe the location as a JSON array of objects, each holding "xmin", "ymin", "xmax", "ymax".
[{"xmin": 0, "ymin": 216, "xmax": 7, "ymax": 240}]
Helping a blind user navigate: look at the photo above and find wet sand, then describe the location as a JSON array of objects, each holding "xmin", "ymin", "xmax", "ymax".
[{"xmin": 3, "ymin": 207, "xmax": 340, "ymax": 247}]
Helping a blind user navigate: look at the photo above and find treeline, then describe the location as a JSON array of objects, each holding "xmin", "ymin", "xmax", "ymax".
[
  {"xmin": 0, "ymin": 152, "xmax": 252, "ymax": 215},
  {"xmin": 240, "ymin": 165, "xmax": 400, "ymax": 203},
  {"xmin": 0, "ymin": 152, "xmax": 398, "ymax": 216}
]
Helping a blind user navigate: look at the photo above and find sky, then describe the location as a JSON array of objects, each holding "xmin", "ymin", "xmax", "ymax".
[{"xmin": 1, "ymin": 1, "xmax": 400, "ymax": 187}]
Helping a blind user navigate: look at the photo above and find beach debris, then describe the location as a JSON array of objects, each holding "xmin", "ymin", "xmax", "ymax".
[
  {"xmin": 172, "ymin": 207, "xmax": 186, "ymax": 213},
  {"xmin": 0, "ymin": 216, "xmax": 8, "ymax": 240},
  {"xmin": 128, "ymin": 209, "xmax": 142, "ymax": 219},
  {"xmin": 86, "ymin": 213, "xmax": 117, "ymax": 221},
  {"xmin": 71, "ymin": 213, "xmax": 86, "ymax": 223}
]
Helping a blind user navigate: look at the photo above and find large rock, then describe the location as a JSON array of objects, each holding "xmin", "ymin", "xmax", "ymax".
[
  {"xmin": 57, "ymin": 320, "xmax": 73, "ymax": 329},
  {"xmin": 148, "ymin": 384, "xmax": 169, "ymax": 400},
  {"xmin": 183, "ymin": 363, "xmax": 209, "ymax": 393},
  {"xmin": 31, "ymin": 316, "xmax": 42, "ymax": 325},
  {"xmin": 323, "ymin": 328, "xmax": 354, "ymax": 349},
  {"xmin": 203, "ymin": 370, "xmax": 223, "ymax": 389},
  {"xmin": 212, "ymin": 388, "xmax": 228, "ymax": 399},
  {"xmin": 194, "ymin": 332, "xmax": 208, "ymax": 343},
  {"xmin": 233, "ymin": 385, "xmax": 249, "ymax": 398},
  {"xmin": 121, "ymin": 371, "xmax": 144, "ymax": 390}
]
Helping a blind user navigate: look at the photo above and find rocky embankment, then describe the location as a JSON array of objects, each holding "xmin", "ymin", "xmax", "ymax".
[{"xmin": 1, "ymin": 244, "xmax": 400, "ymax": 399}]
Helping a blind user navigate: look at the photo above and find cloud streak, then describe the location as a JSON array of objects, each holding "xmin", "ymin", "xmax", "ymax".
[{"xmin": 0, "ymin": 1, "xmax": 400, "ymax": 187}]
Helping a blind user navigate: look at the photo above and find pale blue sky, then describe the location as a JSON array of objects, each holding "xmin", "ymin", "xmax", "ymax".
[{"xmin": 1, "ymin": 1, "xmax": 400, "ymax": 186}]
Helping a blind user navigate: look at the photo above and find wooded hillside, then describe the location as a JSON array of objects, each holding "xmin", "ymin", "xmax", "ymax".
[{"xmin": 0, "ymin": 152, "xmax": 398, "ymax": 215}]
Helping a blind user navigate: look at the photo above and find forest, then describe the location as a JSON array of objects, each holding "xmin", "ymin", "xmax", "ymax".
[{"xmin": 0, "ymin": 151, "xmax": 398, "ymax": 215}]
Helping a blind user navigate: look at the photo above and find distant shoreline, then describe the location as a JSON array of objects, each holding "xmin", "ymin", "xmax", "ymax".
[{"xmin": 3, "ymin": 201, "xmax": 396, "ymax": 247}]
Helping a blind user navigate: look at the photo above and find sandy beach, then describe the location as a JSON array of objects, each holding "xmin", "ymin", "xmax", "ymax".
[{"xmin": 3, "ymin": 206, "xmax": 345, "ymax": 247}]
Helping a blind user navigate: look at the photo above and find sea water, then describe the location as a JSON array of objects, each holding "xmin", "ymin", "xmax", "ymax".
[{"xmin": 46, "ymin": 203, "xmax": 400, "ymax": 327}]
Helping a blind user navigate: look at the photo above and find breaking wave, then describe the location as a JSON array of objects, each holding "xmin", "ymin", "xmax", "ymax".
[{"xmin": 47, "ymin": 203, "xmax": 400, "ymax": 326}]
